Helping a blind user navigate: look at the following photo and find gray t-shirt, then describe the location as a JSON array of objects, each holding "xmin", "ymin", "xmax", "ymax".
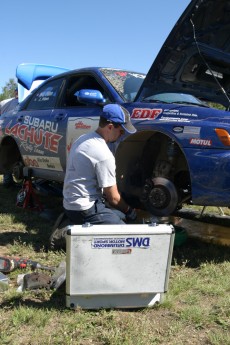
[{"xmin": 63, "ymin": 131, "xmax": 116, "ymax": 211}]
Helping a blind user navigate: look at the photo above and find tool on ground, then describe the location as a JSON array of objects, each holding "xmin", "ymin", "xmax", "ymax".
[
  {"xmin": 0, "ymin": 256, "xmax": 55, "ymax": 273},
  {"xmin": 17, "ymin": 261, "xmax": 66, "ymax": 291},
  {"xmin": 0, "ymin": 272, "xmax": 9, "ymax": 291}
]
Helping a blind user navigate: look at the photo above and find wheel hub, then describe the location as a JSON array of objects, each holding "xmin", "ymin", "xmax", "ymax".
[{"xmin": 149, "ymin": 185, "xmax": 170, "ymax": 209}]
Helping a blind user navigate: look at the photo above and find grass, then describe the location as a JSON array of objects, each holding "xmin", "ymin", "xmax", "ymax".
[{"xmin": 0, "ymin": 179, "xmax": 229, "ymax": 345}]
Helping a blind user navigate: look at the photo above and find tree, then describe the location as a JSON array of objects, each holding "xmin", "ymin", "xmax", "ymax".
[{"xmin": 0, "ymin": 79, "xmax": 17, "ymax": 101}]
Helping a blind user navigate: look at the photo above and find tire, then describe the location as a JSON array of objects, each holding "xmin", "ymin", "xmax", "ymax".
[{"xmin": 12, "ymin": 161, "xmax": 24, "ymax": 183}]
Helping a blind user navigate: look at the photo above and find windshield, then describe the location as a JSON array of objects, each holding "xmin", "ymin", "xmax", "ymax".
[
  {"xmin": 143, "ymin": 92, "xmax": 207, "ymax": 105},
  {"xmin": 100, "ymin": 68, "xmax": 145, "ymax": 102}
]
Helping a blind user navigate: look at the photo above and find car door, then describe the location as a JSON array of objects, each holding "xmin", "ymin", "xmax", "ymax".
[
  {"xmin": 51, "ymin": 73, "xmax": 110, "ymax": 172},
  {"xmin": 17, "ymin": 77, "xmax": 65, "ymax": 178}
]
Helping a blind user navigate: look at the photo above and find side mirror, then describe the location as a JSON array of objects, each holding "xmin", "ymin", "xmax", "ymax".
[{"xmin": 75, "ymin": 89, "xmax": 106, "ymax": 105}]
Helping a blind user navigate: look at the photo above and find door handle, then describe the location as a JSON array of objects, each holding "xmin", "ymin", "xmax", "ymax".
[
  {"xmin": 17, "ymin": 115, "xmax": 24, "ymax": 122},
  {"xmin": 54, "ymin": 113, "xmax": 67, "ymax": 121}
]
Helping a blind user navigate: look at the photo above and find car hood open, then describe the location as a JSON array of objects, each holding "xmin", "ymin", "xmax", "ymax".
[{"xmin": 135, "ymin": 0, "xmax": 230, "ymax": 108}]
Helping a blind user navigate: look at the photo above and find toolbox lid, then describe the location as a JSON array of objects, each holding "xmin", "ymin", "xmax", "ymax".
[{"xmin": 66, "ymin": 223, "xmax": 174, "ymax": 236}]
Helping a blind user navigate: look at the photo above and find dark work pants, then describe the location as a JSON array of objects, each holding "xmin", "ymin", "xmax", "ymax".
[{"xmin": 64, "ymin": 200, "xmax": 125, "ymax": 225}]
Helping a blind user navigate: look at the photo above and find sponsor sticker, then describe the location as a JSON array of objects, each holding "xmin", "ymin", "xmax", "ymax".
[
  {"xmin": 75, "ymin": 121, "xmax": 91, "ymax": 129},
  {"xmin": 66, "ymin": 117, "xmax": 98, "ymax": 154},
  {"xmin": 163, "ymin": 109, "xmax": 198, "ymax": 118},
  {"xmin": 183, "ymin": 126, "xmax": 201, "ymax": 134},
  {"xmin": 112, "ymin": 249, "xmax": 132, "ymax": 255},
  {"xmin": 22, "ymin": 155, "xmax": 63, "ymax": 170},
  {"xmin": 5, "ymin": 117, "xmax": 62, "ymax": 154},
  {"xmin": 131, "ymin": 108, "xmax": 162, "ymax": 120},
  {"xmin": 189, "ymin": 138, "xmax": 212, "ymax": 146},
  {"xmin": 91, "ymin": 237, "xmax": 151, "ymax": 249},
  {"xmin": 159, "ymin": 116, "xmax": 190, "ymax": 122},
  {"xmin": 173, "ymin": 126, "xmax": 184, "ymax": 133}
]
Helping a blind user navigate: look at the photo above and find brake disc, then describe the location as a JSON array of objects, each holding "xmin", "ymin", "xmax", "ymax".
[{"xmin": 142, "ymin": 177, "xmax": 178, "ymax": 216}]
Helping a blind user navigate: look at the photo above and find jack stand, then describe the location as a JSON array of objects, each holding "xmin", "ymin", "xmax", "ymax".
[
  {"xmin": 16, "ymin": 177, "xmax": 43, "ymax": 212},
  {"xmin": 200, "ymin": 206, "xmax": 225, "ymax": 217}
]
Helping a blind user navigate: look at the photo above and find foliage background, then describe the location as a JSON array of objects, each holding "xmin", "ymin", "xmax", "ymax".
[{"xmin": 0, "ymin": 79, "xmax": 17, "ymax": 101}]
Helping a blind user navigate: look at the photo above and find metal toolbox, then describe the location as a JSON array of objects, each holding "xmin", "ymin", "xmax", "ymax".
[{"xmin": 66, "ymin": 223, "xmax": 175, "ymax": 309}]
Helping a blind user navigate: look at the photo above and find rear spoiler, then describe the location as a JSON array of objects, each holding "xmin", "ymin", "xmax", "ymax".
[{"xmin": 16, "ymin": 63, "xmax": 69, "ymax": 102}]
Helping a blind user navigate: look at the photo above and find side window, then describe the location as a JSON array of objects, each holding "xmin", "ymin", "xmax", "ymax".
[
  {"xmin": 64, "ymin": 75, "xmax": 108, "ymax": 107},
  {"xmin": 26, "ymin": 78, "xmax": 64, "ymax": 110}
]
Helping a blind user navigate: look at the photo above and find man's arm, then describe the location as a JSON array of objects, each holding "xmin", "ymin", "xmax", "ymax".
[{"xmin": 103, "ymin": 185, "xmax": 130, "ymax": 214}]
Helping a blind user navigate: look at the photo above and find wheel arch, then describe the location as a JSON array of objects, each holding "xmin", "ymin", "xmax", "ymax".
[
  {"xmin": 116, "ymin": 129, "xmax": 192, "ymax": 214},
  {"xmin": 0, "ymin": 136, "xmax": 24, "ymax": 177}
]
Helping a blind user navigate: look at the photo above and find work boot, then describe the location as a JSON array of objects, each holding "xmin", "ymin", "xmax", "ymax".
[
  {"xmin": 49, "ymin": 212, "xmax": 72, "ymax": 251},
  {"xmin": 2, "ymin": 173, "xmax": 16, "ymax": 187}
]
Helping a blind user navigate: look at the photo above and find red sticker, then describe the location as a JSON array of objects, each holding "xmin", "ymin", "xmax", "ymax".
[{"xmin": 131, "ymin": 108, "xmax": 162, "ymax": 120}]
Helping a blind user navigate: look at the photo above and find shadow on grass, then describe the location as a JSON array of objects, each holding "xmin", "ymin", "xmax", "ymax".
[
  {"xmin": 0, "ymin": 184, "xmax": 63, "ymax": 252},
  {"xmin": 0, "ymin": 285, "xmax": 67, "ymax": 311},
  {"xmin": 1, "ymin": 284, "xmax": 152, "ymax": 313},
  {"xmin": 172, "ymin": 237, "xmax": 230, "ymax": 268}
]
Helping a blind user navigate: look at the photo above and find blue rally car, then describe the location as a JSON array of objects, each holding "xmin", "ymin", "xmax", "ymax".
[{"xmin": 0, "ymin": 0, "xmax": 230, "ymax": 216}]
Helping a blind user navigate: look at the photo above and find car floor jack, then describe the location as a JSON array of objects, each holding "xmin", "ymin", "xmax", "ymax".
[{"xmin": 16, "ymin": 170, "xmax": 43, "ymax": 212}]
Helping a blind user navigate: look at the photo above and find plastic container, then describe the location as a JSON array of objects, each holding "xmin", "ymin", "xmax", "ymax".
[{"xmin": 174, "ymin": 226, "xmax": 188, "ymax": 246}]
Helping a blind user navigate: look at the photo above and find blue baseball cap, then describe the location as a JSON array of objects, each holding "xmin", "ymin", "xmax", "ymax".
[{"xmin": 102, "ymin": 104, "xmax": 136, "ymax": 134}]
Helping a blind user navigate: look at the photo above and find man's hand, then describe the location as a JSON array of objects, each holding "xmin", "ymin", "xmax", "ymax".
[
  {"xmin": 125, "ymin": 207, "xmax": 137, "ymax": 221},
  {"xmin": 103, "ymin": 185, "xmax": 137, "ymax": 221}
]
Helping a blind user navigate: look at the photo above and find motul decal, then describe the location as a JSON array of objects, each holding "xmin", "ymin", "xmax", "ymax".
[
  {"xmin": 131, "ymin": 108, "xmax": 162, "ymax": 119},
  {"xmin": 5, "ymin": 123, "xmax": 62, "ymax": 153},
  {"xmin": 190, "ymin": 138, "xmax": 212, "ymax": 146}
]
